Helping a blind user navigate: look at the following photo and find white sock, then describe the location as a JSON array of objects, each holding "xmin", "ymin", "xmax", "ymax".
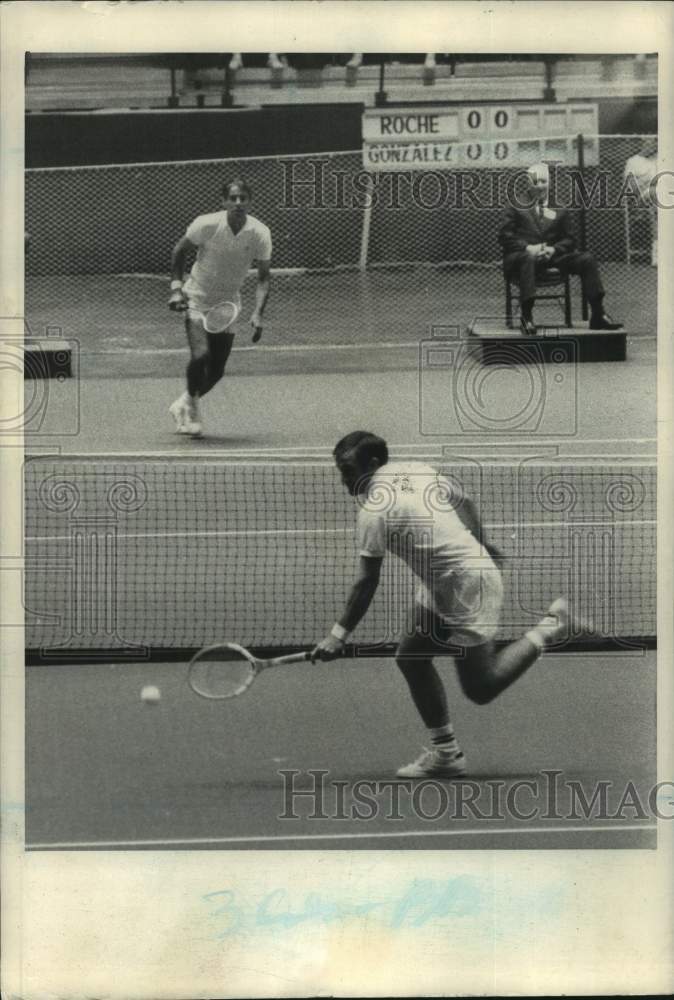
[{"xmin": 429, "ymin": 724, "xmax": 458, "ymax": 751}]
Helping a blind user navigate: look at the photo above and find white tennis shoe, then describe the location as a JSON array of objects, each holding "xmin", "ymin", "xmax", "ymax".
[
  {"xmin": 183, "ymin": 395, "xmax": 203, "ymax": 438},
  {"xmin": 169, "ymin": 393, "xmax": 189, "ymax": 434},
  {"xmin": 396, "ymin": 745, "xmax": 467, "ymax": 779}
]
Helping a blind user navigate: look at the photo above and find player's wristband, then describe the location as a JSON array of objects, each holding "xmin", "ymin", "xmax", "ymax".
[
  {"xmin": 330, "ymin": 623, "xmax": 348, "ymax": 642},
  {"xmin": 170, "ymin": 280, "xmax": 183, "ymax": 292},
  {"xmin": 525, "ymin": 628, "xmax": 546, "ymax": 653}
]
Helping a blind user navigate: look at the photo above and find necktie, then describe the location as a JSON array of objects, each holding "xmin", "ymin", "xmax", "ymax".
[{"xmin": 538, "ymin": 202, "xmax": 545, "ymax": 221}]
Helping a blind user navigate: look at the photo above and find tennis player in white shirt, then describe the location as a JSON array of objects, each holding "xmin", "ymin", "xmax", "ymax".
[
  {"xmin": 312, "ymin": 431, "xmax": 573, "ymax": 779},
  {"xmin": 168, "ymin": 178, "xmax": 272, "ymax": 436},
  {"xmin": 624, "ymin": 137, "xmax": 658, "ymax": 266}
]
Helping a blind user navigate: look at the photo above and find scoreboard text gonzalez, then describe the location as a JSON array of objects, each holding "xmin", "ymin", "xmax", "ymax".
[{"xmin": 362, "ymin": 103, "xmax": 598, "ymax": 171}]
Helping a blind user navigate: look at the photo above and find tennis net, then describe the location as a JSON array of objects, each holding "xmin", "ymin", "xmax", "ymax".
[{"xmin": 24, "ymin": 455, "xmax": 656, "ymax": 660}]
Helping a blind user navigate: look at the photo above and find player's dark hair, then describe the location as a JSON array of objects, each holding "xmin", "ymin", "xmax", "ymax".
[
  {"xmin": 223, "ymin": 177, "xmax": 252, "ymax": 200},
  {"xmin": 334, "ymin": 431, "xmax": 389, "ymax": 467}
]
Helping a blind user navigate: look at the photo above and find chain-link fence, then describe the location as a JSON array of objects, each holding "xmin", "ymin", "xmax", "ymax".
[{"xmin": 25, "ymin": 135, "xmax": 657, "ymax": 370}]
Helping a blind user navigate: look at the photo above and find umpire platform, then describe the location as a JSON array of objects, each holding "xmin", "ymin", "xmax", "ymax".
[
  {"xmin": 24, "ymin": 338, "xmax": 73, "ymax": 379},
  {"xmin": 468, "ymin": 320, "xmax": 627, "ymax": 364}
]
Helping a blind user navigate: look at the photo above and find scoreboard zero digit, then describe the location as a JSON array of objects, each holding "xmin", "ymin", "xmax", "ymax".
[{"xmin": 362, "ymin": 102, "xmax": 598, "ymax": 171}]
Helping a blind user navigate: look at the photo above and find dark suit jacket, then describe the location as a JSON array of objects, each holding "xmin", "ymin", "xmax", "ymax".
[{"xmin": 498, "ymin": 205, "xmax": 576, "ymax": 266}]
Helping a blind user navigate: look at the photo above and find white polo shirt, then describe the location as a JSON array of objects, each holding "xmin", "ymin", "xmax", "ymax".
[
  {"xmin": 624, "ymin": 153, "xmax": 657, "ymax": 203},
  {"xmin": 356, "ymin": 461, "xmax": 503, "ymax": 630},
  {"xmin": 357, "ymin": 461, "xmax": 485, "ymax": 568},
  {"xmin": 183, "ymin": 212, "xmax": 272, "ymax": 309}
]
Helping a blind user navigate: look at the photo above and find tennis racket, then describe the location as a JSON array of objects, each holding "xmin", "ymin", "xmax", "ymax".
[
  {"xmin": 196, "ymin": 300, "xmax": 240, "ymax": 334},
  {"xmin": 192, "ymin": 301, "xmax": 263, "ymax": 342},
  {"xmin": 187, "ymin": 642, "xmax": 311, "ymax": 700}
]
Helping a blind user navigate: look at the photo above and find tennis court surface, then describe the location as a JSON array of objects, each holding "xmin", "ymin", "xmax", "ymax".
[
  {"xmin": 26, "ymin": 650, "xmax": 656, "ymax": 850},
  {"xmin": 25, "ymin": 449, "xmax": 657, "ymax": 851},
  {"xmin": 23, "ymin": 140, "xmax": 658, "ymax": 850},
  {"xmin": 23, "ymin": 286, "xmax": 658, "ymax": 851}
]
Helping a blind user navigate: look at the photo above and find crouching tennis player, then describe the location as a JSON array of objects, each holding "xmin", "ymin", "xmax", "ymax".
[{"xmin": 311, "ymin": 431, "xmax": 573, "ymax": 779}]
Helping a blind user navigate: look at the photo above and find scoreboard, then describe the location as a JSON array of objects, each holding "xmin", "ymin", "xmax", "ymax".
[{"xmin": 362, "ymin": 103, "xmax": 598, "ymax": 171}]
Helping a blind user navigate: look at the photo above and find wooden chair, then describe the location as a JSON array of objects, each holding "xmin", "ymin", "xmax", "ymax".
[{"xmin": 505, "ymin": 266, "xmax": 573, "ymax": 329}]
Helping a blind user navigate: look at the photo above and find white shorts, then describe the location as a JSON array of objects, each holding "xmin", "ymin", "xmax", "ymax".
[
  {"xmin": 415, "ymin": 565, "xmax": 504, "ymax": 647},
  {"xmin": 185, "ymin": 286, "xmax": 242, "ymax": 335}
]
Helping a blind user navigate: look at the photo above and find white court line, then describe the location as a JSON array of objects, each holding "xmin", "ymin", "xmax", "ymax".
[
  {"xmin": 152, "ymin": 454, "xmax": 657, "ymax": 461},
  {"xmin": 23, "ymin": 455, "xmax": 658, "ymax": 464},
  {"xmin": 215, "ymin": 454, "xmax": 656, "ymax": 461},
  {"xmin": 218, "ymin": 437, "xmax": 657, "ymax": 454},
  {"xmin": 24, "ymin": 443, "xmax": 657, "ymax": 459},
  {"xmin": 131, "ymin": 443, "xmax": 657, "ymax": 453},
  {"xmin": 25, "ymin": 528, "xmax": 352, "ymax": 542},
  {"xmin": 28, "ymin": 822, "xmax": 656, "ymax": 851},
  {"xmin": 97, "ymin": 340, "xmax": 421, "ymax": 356},
  {"xmin": 92, "ymin": 335, "xmax": 656, "ymax": 356},
  {"xmin": 24, "ymin": 520, "xmax": 656, "ymax": 544}
]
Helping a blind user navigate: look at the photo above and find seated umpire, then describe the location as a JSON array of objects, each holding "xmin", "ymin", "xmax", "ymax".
[{"xmin": 499, "ymin": 162, "xmax": 623, "ymax": 336}]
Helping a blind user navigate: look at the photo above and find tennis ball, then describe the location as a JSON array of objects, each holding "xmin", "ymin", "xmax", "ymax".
[{"xmin": 141, "ymin": 684, "xmax": 161, "ymax": 705}]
